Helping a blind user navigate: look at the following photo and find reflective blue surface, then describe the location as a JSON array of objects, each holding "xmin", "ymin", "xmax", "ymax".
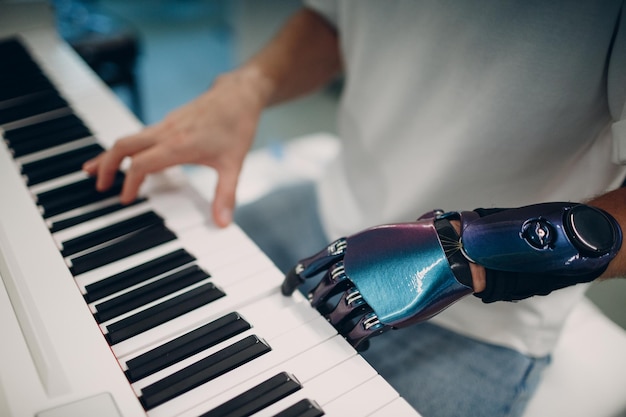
[
  {"xmin": 461, "ymin": 203, "xmax": 621, "ymax": 276},
  {"xmin": 344, "ymin": 221, "xmax": 472, "ymax": 327}
]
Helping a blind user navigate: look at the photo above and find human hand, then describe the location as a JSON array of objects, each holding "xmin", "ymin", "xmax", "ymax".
[
  {"xmin": 83, "ymin": 69, "xmax": 271, "ymax": 227},
  {"xmin": 281, "ymin": 212, "xmax": 483, "ymax": 350}
]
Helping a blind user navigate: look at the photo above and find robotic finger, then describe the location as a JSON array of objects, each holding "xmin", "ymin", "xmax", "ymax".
[
  {"xmin": 281, "ymin": 238, "xmax": 347, "ymax": 296},
  {"xmin": 282, "ymin": 217, "xmax": 473, "ymax": 350}
]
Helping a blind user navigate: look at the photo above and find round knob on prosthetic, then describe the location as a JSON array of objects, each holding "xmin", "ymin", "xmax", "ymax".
[{"xmin": 564, "ymin": 205, "xmax": 619, "ymax": 257}]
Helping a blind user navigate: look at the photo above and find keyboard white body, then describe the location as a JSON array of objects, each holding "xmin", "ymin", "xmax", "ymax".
[{"xmin": 0, "ymin": 3, "xmax": 421, "ymax": 416}]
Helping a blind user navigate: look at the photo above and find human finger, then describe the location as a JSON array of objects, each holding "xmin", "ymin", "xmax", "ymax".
[
  {"xmin": 211, "ymin": 164, "xmax": 241, "ymax": 227},
  {"xmin": 82, "ymin": 152, "xmax": 103, "ymax": 175},
  {"xmin": 94, "ymin": 127, "xmax": 160, "ymax": 191},
  {"xmin": 117, "ymin": 139, "xmax": 187, "ymax": 203}
]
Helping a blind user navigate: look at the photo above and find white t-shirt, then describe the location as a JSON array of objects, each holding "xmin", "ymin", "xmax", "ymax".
[{"xmin": 306, "ymin": 0, "xmax": 626, "ymax": 356}]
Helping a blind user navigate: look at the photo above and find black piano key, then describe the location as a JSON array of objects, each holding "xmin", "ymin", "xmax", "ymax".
[
  {"xmin": 37, "ymin": 173, "xmax": 125, "ymax": 218},
  {"xmin": 0, "ymin": 37, "xmax": 31, "ymax": 60},
  {"xmin": 4, "ymin": 112, "xmax": 86, "ymax": 144},
  {"xmin": 0, "ymin": 37, "xmax": 32, "ymax": 58},
  {"xmin": 9, "ymin": 122, "xmax": 92, "ymax": 157},
  {"xmin": 125, "ymin": 312, "xmax": 250, "ymax": 383},
  {"xmin": 0, "ymin": 54, "xmax": 44, "ymax": 74},
  {"xmin": 69, "ymin": 223, "xmax": 177, "ymax": 276},
  {"xmin": 0, "ymin": 61, "xmax": 41, "ymax": 77},
  {"xmin": 0, "ymin": 40, "xmax": 50, "ymax": 83},
  {"xmin": 3, "ymin": 113, "xmax": 84, "ymax": 140},
  {"xmin": 274, "ymin": 399, "xmax": 325, "ymax": 417},
  {"xmin": 22, "ymin": 143, "xmax": 104, "ymax": 185},
  {"xmin": 0, "ymin": 41, "xmax": 54, "ymax": 101},
  {"xmin": 83, "ymin": 248, "xmax": 195, "ymax": 302},
  {"xmin": 61, "ymin": 210, "xmax": 164, "ymax": 257},
  {"xmin": 0, "ymin": 90, "xmax": 67, "ymax": 125},
  {"xmin": 0, "ymin": 74, "xmax": 55, "ymax": 102},
  {"xmin": 4, "ymin": 109, "xmax": 81, "ymax": 139},
  {"xmin": 49, "ymin": 198, "xmax": 147, "ymax": 233},
  {"xmin": 94, "ymin": 265, "xmax": 209, "ymax": 323},
  {"xmin": 104, "ymin": 281, "xmax": 226, "ymax": 345},
  {"xmin": 139, "ymin": 335, "xmax": 272, "ymax": 411},
  {"xmin": 68, "ymin": 223, "xmax": 176, "ymax": 276},
  {"xmin": 200, "ymin": 372, "xmax": 302, "ymax": 417}
]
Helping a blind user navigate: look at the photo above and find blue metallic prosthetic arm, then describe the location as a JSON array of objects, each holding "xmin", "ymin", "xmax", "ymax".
[{"xmin": 281, "ymin": 202, "xmax": 621, "ymax": 350}]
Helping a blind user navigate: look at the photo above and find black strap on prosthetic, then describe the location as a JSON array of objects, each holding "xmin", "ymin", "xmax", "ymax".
[{"xmin": 476, "ymin": 269, "xmax": 601, "ymax": 303}]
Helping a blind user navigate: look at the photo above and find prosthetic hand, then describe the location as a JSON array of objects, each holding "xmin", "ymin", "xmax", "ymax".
[{"xmin": 281, "ymin": 202, "xmax": 621, "ymax": 350}]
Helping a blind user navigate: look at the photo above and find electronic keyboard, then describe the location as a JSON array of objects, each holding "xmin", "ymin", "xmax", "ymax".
[{"xmin": 0, "ymin": 5, "xmax": 421, "ymax": 416}]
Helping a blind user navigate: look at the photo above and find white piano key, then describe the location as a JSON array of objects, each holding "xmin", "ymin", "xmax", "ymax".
[
  {"xmin": 72, "ymin": 222, "xmax": 261, "ymax": 290},
  {"xmin": 145, "ymin": 224, "xmax": 272, "ymax": 289},
  {"xmin": 16, "ymin": 135, "xmax": 97, "ymax": 166},
  {"xmin": 97, "ymin": 276, "xmax": 216, "ymax": 330},
  {"xmin": 29, "ymin": 168, "xmax": 92, "ymax": 196},
  {"xmin": 52, "ymin": 200, "xmax": 153, "ymax": 246},
  {"xmin": 109, "ymin": 267, "xmax": 281, "ymax": 358},
  {"xmin": 74, "ymin": 240, "xmax": 184, "ymax": 290},
  {"xmin": 173, "ymin": 228, "xmax": 272, "ymax": 287},
  {"xmin": 177, "ymin": 223, "xmax": 262, "ymax": 260},
  {"xmin": 63, "ymin": 228, "xmax": 162, "ymax": 266},
  {"xmin": 124, "ymin": 295, "xmax": 318, "ymax": 388},
  {"xmin": 178, "ymin": 334, "xmax": 358, "ymax": 417},
  {"xmin": 152, "ymin": 198, "xmax": 206, "ymax": 233},
  {"xmin": 208, "ymin": 256, "xmax": 282, "ymax": 292},
  {"xmin": 0, "ymin": 106, "xmax": 73, "ymax": 132},
  {"xmin": 146, "ymin": 316, "xmax": 337, "ymax": 417},
  {"xmin": 129, "ymin": 331, "xmax": 282, "ymax": 400},
  {"xmin": 45, "ymin": 195, "xmax": 123, "ymax": 226},
  {"xmin": 85, "ymin": 262, "xmax": 197, "ymax": 313},
  {"xmin": 199, "ymin": 251, "xmax": 276, "ymax": 288},
  {"xmin": 321, "ymin": 376, "xmax": 401, "ymax": 417},
  {"xmin": 135, "ymin": 330, "xmax": 256, "ymax": 400},
  {"xmin": 116, "ymin": 291, "xmax": 314, "ymax": 369},
  {"xmin": 53, "ymin": 196, "xmax": 205, "ymax": 254},
  {"xmin": 366, "ymin": 397, "xmax": 422, "ymax": 417},
  {"xmin": 220, "ymin": 291, "xmax": 320, "ymax": 342},
  {"xmin": 74, "ymin": 234, "xmax": 269, "ymax": 299},
  {"xmin": 250, "ymin": 355, "xmax": 380, "ymax": 417}
]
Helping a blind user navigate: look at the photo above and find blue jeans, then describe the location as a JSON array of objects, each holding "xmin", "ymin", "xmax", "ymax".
[{"xmin": 234, "ymin": 181, "xmax": 549, "ymax": 417}]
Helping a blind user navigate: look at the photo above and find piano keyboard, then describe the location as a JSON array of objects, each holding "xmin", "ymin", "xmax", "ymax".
[{"xmin": 0, "ymin": 26, "xmax": 420, "ymax": 417}]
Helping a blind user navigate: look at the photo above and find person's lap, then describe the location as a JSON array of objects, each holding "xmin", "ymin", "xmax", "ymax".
[
  {"xmin": 234, "ymin": 181, "xmax": 548, "ymax": 417},
  {"xmin": 235, "ymin": 181, "xmax": 329, "ymax": 276},
  {"xmin": 360, "ymin": 323, "xmax": 548, "ymax": 417}
]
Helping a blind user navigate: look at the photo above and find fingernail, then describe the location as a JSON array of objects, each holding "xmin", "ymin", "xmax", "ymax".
[{"xmin": 219, "ymin": 207, "xmax": 232, "ymax": 226}]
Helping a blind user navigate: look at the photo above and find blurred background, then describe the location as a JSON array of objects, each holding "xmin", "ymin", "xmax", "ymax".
[
  {"xmin": 49, "ymin": 0, "xmax": 626, "ymax": 330},
  {"xmin": 53, "ymin": 0, "xmax": 339, "ymax": 149}
]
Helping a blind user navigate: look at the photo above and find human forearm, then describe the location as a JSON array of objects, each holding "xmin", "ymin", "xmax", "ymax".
[
  {"xmin": 231, "ymin": 7, "xmax": 342, "ymax": 108},
  {"xmin": 586, "ymin": 187, "xmax": 626, "ymax": 280},
  {"xmin": 83, "ymin": 7, "xmax": 341, "ymax": 228}
]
